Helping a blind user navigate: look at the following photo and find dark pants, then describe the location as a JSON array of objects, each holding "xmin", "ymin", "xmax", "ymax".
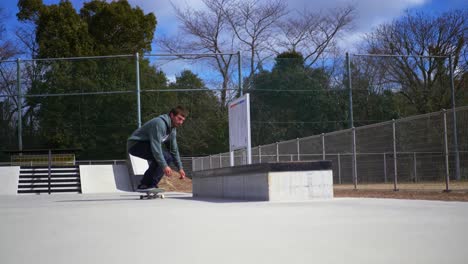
[{"xmin": 128, "ymin": 141, "xmax": 174, "ymax": 187}]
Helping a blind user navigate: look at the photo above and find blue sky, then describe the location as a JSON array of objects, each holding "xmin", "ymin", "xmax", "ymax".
[
  {"xmin": 1, "ymin": 0, "xmax": 466, "ymax": 49},
  {"xmin": 0, "ymin": 0, "xmax": 466, "ymax": 80}
]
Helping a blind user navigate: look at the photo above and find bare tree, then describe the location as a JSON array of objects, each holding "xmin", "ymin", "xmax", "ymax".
[
  {"xmin": 219, "ymin": 0, "xmax": 288, "ymax": 80},
  {"xmin": 274, "ymin": 5, "xmax": 355, "ymax": 68},
  {"xmin": 362, "ymin": 10, "xmax": 467, "ymax": 113},
  {"xmin": 158, "ymin": 0, "xmax": 237, "ymax": 105},
  {"xmin": 0, "ymin": 7, "xmax": 21, "ymax": 149}
]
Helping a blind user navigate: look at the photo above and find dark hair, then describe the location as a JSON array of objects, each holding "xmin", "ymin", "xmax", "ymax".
[{"xmin": 170, "ymin": 106, "xmax": 189, "ymax": 117}]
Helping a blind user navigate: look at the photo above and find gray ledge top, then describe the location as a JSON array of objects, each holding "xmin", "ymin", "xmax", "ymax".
[{"xmin": 192, "ymin": 161, "xmax": 332, "ymax": 178}]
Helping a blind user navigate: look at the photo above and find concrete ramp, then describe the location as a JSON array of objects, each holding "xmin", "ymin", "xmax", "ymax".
[
  {"xmin": 0, "ymin": 167, "xmax": 20, "ymax": 195},
  {"xmin": 80, "ymin": 165, "xmax": 133, "ymax": 193}
]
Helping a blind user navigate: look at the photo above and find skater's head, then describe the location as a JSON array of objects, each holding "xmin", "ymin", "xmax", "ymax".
[{"xmin": 169, "ymin": 106, "xmax": 188, "ymax": 128}]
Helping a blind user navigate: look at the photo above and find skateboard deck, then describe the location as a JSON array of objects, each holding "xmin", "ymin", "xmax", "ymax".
[{"xmin": 137, "ymin": 188, "xmax": 165, "ymax": 200}]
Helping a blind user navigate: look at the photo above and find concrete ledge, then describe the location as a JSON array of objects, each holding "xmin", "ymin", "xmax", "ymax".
[
  {"xmin": 192, "ymin": 161, "xmax": 333, "ymax": 201},
  {"xmin": 0, "ymin": 167, "xmax": 20, "ymax": 195},
  {"xmin": 80, "ymin": 165, "xmax": 133, "ymax": 194}
]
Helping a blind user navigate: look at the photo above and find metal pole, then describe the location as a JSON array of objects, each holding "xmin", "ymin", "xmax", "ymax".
[
  {"xmin": 276, "ymin": 142, "xmax": 279, "ymax": 162},
  {"xmin": 352, "ymin": 127, "xmax": 357, "ymax": 189},
  {"xmin": 322, "ymin": 133, "xmax": 326, "ymax": 160},
  {"xmin": 296, "ymin": 138, "xmax": 300, "ymax": 161},
  {"xmin": 338, "ymin": 153, "xmax": 342, "ymax": 184},
  {"xmin": 238, "ymin": 51, "xmax": 242, "ymax": 96},
  {"xmin": 392, "ymin": 119, "xmax": 399, "ymax": 191},
  {"xmin": 135, "ymin": 53, "xmax": 141, "ymax": 128},
  {"xmin": 449, "ymin": 56, "xmax": 460, "ymax": 180},
  {"xmin": 443, "ymin": 110, "xmax": 450, "ymax": 192},
  {"xmin": 346, "ymin": 52, "xmax": 354, "ymax": 128},
  {"xmin": 16, "ymin": 58, "xmax": 23, "ymax": 151},
  {"xmin": 413, "ymin": 152, "xmax": 417, "ymax": 183},
  {"xmin": 230, "ymin": 151, "xmax": 234, "ymax": 167},
  {"xmin": 259, "ymin": 146, "xmax": 262, "ymax": 163},
  {"xmin": 245, "ymin": 93, "xmax": 252, "ymax": 164},
  {"xmin": 48, "ymin": 149, "xmax": 52, "ymax": 194},
  {"xmin": 383, "ymin": 153, "xmax": 387, "ymax": 183}
]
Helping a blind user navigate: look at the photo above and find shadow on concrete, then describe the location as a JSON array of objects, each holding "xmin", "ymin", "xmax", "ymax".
[
  {"xmin": 55, "ymin": 195, "xmax": 140, "ymax": 203},
  {"xmin": 171, "ymin": 196, "xmax": 264, "ymax": 204},
  {"xmin": 54, "ymin": 193, "xmax": 263, "ymax": 204}
]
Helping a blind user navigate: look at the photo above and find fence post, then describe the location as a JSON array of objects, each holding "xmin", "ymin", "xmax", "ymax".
[
  {"xmin": 230, "ymin": 151, "xmax": 234, "ymax": 167},
  {"xmin": 443, "ymin": 110, "xmax": 450, "ymax": 192},
  {"xmin": 338, "ymin": 153, "xmax": 341, "ymax": 184},
  {"xmin": 296, "ymin": 138, "xmax": 300, "ymax": 161},
  {"xmin": 135, "ymin": 53, "xmax": 141, "ymax": 128},
  {"xmin": 16, "ymin": 58, "xmax": 23, "ymax": 151},
  {"xmin": 449, "ymin": 56, "xmax": 460, "ymax": 180},
  {"xmin": 392, "ymin": 119, "xmax": 399, "ymax": 191},
  {"xmin": 48, "ymin": 149, "xmax": 52, "ymax": 195},
  {"xmin": 322, "ymin": 133, "xmax": 325, "ymax": 160},
  {"xmin": 352, "ymin": 127, "xmax": 357, "ymax": 189},
  {"xmin": 276, "ymin": 142, "xmax": 279, "ymax": 162},
  {"xmin": 413, "ymin": 152, "xmax": 418, "ymax": 183},
  {"xmin": 346, "ymin": 52, "xmax": 354, "ymax": 129},
  {"xmin": 383, "ymin": 153, "xmax": 387, "ymax": 183},
  {"xmin": 259, "ymin": 146, "xmax": 262, "ymax": 163}
]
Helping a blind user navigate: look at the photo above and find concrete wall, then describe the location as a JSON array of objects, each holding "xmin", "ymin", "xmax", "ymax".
[
  {"xmin": 192, "ymin": 161, "xmax": 333, "ymax": 201},
  {"xmin": 193, "ymin": 172, "xmax": 269, "ymax": 200},
  {"xmin": 0, "ymin": 163, "xmax": 145, "ymax": 195},
  {"xmin": 0, "ymin": 167, "xmax": 20, "ymax": 195},
  {"xmin": 268, "ymin": 171, "xmax": 333, "ymax": 201},
  {"xmin": 80, "ymin": 165, "xmax": 133, "ymax": 194}
]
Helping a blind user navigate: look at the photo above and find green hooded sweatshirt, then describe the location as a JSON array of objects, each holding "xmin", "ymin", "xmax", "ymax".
[{"xmin": 127, "ymin": 114, "xmax": 183, "ymax": 169}]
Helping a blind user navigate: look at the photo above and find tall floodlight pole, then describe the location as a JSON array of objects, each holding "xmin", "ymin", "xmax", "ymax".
[
  {"xmin": 449, "ymin": 55, "xmax": 460, "ymax": 180},
  {"xmin": 346, "ymin": 52, "xmax": 354, "ymax": 128},
  {"xmin": 347, "ymin": 53, "xmax": 357, "ymax": 189},
  {"xmin": 136, "ymin": 52, "xmax": 141, "ymax": 128},
  {"xmin": 17, "ymin": 58, "xmax": 23, "ymax": 151}
]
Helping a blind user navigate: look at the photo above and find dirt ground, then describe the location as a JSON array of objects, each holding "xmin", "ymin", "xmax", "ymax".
[
  {"xmin": 160, "ymin": 173, "xmax": 468, "ymax": 202},
  {"xmin": 334, "ymin": 189, "xmax": 468, "ymax": 202},
  {"xmin": 157, "ymin": 172, "xmax": 193, "ymax": 193}
]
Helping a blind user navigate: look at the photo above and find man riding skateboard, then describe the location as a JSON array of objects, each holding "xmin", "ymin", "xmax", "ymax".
[{"xmin": 127, "ymin": 106, "xmax": 188, "ymax": 190}]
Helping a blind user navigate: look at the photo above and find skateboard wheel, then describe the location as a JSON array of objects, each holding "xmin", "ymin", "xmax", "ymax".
[
  {"xmin": 160, "ymin": 194, "xmax": 165, "ymax": 199},
  {"xmin": 140, "ymin": 195, "xmax": 143, "ymax": 199}
]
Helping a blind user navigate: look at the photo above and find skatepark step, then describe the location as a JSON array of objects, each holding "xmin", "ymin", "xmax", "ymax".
[{"xmin": 17, "ymin": 166, "xmax": 81, "ymax": 194}]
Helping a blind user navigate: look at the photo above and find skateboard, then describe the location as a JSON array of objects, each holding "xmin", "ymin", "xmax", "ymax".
[{"xmin": 137, "ymin": 188, "xmax": 165, "ymax": 200}]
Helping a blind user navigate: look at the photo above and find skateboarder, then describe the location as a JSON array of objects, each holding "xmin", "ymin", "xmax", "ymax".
[{"xmin": 127, "ymin": 106, "xmax": 188, "ymax": 190}]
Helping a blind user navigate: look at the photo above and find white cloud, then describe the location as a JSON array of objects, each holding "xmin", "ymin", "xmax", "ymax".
[
  {"xmin": 122, "ymin": 0, "xmax": 432, "ymax": 82},
  {"xmin": 128, "ymin": 0, "xmax": 206, "ymax": 35},
  {"xmin": 128, "ymin": 0, "xmax": 429, "ymax": 51}
]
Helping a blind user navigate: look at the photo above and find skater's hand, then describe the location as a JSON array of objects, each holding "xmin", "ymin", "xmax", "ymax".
[
  {"xmin": 179, "ymin": 169, "xmax": 186, "ymax": 180},
  {"xmin": 163, "ymin": 166, "xmax": 173, "ymax": 176}
]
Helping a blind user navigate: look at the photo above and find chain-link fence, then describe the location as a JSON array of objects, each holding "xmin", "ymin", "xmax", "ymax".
[
  {"xmin": 0, "ymin": 53, "xmax": 240, "ymax": 162},
  {"xmin": 193, "ymin": 106, "xmax": 468, "ymax": 191},
  {"xmin": 2, "ymin": 53, "xmax": 466, "ymax": 192}
]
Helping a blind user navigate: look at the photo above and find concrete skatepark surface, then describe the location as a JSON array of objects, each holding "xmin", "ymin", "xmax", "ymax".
[{"xmin": 1, "ymin": 193, "xmax": 467, "ymax": 264}]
